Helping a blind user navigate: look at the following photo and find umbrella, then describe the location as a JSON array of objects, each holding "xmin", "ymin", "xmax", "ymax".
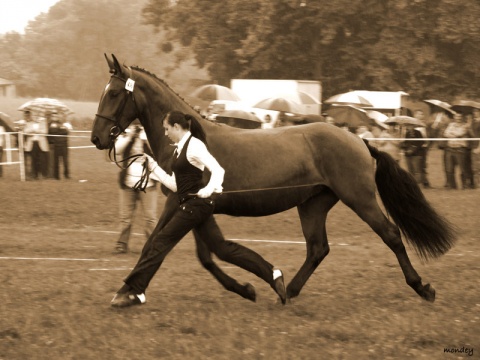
[
  {"xmin": 279, "ymin": 91, "xmax": 320, "ymax": 105},
  {"xmin": 366, "ymin": 110, "xmax": 388, "ymax": 122},
  {"xmin": 385, "ymin": 116, "xmax": 426, "ymax": 127},
  {"xmin": 423, "ymin": 99, "xmax": 454, "ymax": 114},
  {"xmin": 215, "ymin": 110, "xmax": 262, "ymax": 129},
  {"xmin": 253, "ymin": 97, "xmax": 301, "ymax": 113},
  {"xmin": 366, "ymin": 110, "xmax": 389, "ymax": 129},
  {"xmin": 190, "ymin": 84, "xmax": 241, "ymax": 102},
  {"xmin": 451, "ymin": 100, "xmax": 480, "ymax": 114},
  {"xmin": 324, "ymin": 92, "xmax": 373, "ymax": 108},
  {"xmin": 18, "ymin": 98, "xmax": 73, "ymax": 116},
  {"xmin": 325, "ymin": 105, "xmax": 375, "ymax": 127}
]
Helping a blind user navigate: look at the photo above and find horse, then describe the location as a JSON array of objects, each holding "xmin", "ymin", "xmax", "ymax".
[{"xmin": 91, "ymin": 54, "xmax": 456, "ymax": 304}]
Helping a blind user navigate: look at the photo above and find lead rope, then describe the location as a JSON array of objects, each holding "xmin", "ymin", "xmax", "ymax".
[{"xmin": 108, "ymin": 143, "xmax": 151, "ymax": 193}]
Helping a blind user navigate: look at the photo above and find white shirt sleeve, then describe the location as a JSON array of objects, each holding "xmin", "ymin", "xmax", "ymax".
[
  {"xmin": 187, "ymin": 138, "xmax": 224, "ymax": 193},
  {"xmin": 150, "ymin": 166, "xmax": 177, "ymax": 192}
]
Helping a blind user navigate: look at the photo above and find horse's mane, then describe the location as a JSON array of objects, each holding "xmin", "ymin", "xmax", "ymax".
[{"xmin": 130, "ymin": 65, "xmax": 203, "ymax": 117}]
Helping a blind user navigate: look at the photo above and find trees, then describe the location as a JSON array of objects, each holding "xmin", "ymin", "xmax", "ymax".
[
  {"xmin": 0, "ymin": 0, "xmax": 208, "ymax": 100},
  {"xmin": 0, "ymin": 0, "xmax": 479, "ymax": 101},
  {"xmin": 143, "ymin": 0, "xmax": 480, "ymax": 100}
]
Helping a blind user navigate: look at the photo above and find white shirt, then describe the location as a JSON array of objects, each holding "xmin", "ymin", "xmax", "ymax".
[{"xmin": 153, "ymin": 131, "xmax": 225, "ymax": 194}]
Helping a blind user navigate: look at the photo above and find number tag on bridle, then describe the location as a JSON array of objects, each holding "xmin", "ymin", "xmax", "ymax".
[{"xmin": 125, "ymin": 78, "xmax": 135, "ymax": 92}]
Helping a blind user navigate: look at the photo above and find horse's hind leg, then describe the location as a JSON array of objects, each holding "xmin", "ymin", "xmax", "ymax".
[
  {"xmin": 192, "ymin": 230, "xmax": 256, "ymax": 302},
  {"xmin": 350, "ymin": 199, "xmax": 436, "ymax": 302},
  {"xmin": 287, "ymin": 189, "xmax": 339, "ymax": 299}
]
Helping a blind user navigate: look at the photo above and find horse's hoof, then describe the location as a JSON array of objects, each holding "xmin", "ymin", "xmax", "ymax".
[
  {"xmin": 422, "ymin": 283, "xmax": 435, "ymax": 302},
  {"xmin": 243, "ymin": 283, "xmax": 256, "ymax": 302}
]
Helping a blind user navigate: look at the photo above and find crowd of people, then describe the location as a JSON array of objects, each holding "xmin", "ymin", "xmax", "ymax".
[
  {"xmin": 13, "ymin": 109, "xmax": 72, "ymax": 180},
  {"xmin": 334, "ymin": 108, "xmax": 480, "ymax": 190}
]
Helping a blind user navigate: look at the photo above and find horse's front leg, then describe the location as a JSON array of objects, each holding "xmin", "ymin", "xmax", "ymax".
[{"xmin": 192, "ymin": 230, "xmax": 256, "ymax": 302}]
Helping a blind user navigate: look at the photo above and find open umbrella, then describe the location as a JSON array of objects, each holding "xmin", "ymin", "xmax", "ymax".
[
  {"xmin": 325, "ymin": 105, "xmax": 375, "ymax": 127},
  {"xmin": 253, "ymin": 97, "xmax": 301, "ymax": 113},
  {"xmin": 385, "ymin": 116, "xmax": 426, "ymax": 127},
  {"xmin": 451, "ymin": 100, "xmax": 480, "ymax": 114},
  {"xmin": 279, "ymin": 92, "xmax": 320, "ymax": 105},
  {"xmin": 366, "ymin": 110, "xmax": 389, "ymax": 129},
  {"xmin": 18, "ymin": 98, "xmax": 73, "ymax": 116},
  {"xmin": 423, "ymin": 99, "xmax": 454, "ymax": 114},
  {"xmin": 215, "ymin": 110, "xmax": 262, "ymax": 129},
  {"xmin": 324, "ymin": 92, "xmax": 373, "ymax": 108},
  {"xmin": 190, "ymin": 84, "xmax": 241, "ymax": 102}
]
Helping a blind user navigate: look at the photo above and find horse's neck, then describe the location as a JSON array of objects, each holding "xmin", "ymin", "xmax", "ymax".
[{"xmin": 135, "ymin": 71, "xmax": 218, "ymax": 167}]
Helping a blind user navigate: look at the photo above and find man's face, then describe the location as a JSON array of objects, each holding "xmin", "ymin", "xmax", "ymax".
[{"xmin": 414, "ymin": 111, "xmax": 424, "ymax": 120}]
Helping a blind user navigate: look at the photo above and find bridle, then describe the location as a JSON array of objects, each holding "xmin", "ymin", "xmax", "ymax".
[
  {"xmin": 95, "ymin": 67, "xmax": 151, "ymax": 192},
  {"xmin": 95, "ymin": 67, "xmax": 140, "ymax": 141}
]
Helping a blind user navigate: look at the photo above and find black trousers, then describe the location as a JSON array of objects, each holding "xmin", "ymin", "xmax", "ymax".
[
  {"xmin": 31, "ymin": 142, "xmax": 48, "ymax": 179},
  {"xmin": 124, "ymin": 197, "xmax": 275, "ymax": 294},
  {"xmin": 53, "ymin": 145, "xmax": 69, "ymax": 179}
]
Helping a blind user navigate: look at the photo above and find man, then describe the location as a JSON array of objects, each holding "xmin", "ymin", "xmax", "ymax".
[
  {"xmin": 114, "ymin": 124, "xmax": 159, "ymax": 254},
  {"xmin": 401, "ymin": 124, "xmax": 425, "ymax": 184},
  {"xmin": 0, "ymin": 123, "xmax": 5, "ymax": 177},
  {"xmin": 413, "ymin": 110, "xmax": 431, "ymax": 188},
  {"xmin": 443, "ymin": 113, "xmax": 469, "ymax": 189},
  {"xmin": 23, "ymin": 111, "xmax": 49, "ymax": 179},
  {"xmin": 48, "ymin": 113, "xmax": 70, "ymax": 180}
]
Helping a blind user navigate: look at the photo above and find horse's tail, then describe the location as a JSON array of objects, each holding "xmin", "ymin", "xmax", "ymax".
[{"xmin": 363, "ymin": 140, "xmax": 456, "ymax": 261}]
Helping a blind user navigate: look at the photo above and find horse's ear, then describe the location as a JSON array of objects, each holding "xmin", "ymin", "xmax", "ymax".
[
  {"xmin": 111, "ymin": 54, "xmax": 124, "ymax": 76},
  {"xmin": 104, "ymin": 53, "xmax": 116, "ymax": 74}
]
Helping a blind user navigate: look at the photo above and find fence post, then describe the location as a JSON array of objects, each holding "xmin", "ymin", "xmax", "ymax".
[{"xmin": 18, "ymin": 131, "xmax": 25, "ymax": 182}]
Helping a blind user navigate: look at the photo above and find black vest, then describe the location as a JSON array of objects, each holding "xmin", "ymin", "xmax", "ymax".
[{"xmin": 171, "ymin": 135, "xmax": 204, "ymax": 197}]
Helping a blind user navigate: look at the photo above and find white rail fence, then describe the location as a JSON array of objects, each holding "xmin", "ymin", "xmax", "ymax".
[
  {"xmin": 0, "ymin": 130, "xmax": 94, "ymax": 181},
  {"xmin": 1, "ymin": 131, "xmax": 479, "ymax": 182}
]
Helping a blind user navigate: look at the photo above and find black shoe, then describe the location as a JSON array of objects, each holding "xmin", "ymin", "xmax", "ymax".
[
  {"xmin": 273, "ymin": 269, "xmax": 287, "ymax": 305},
  {"xmin": 111, "ymin": 292, "xmax": 146, "ymax": 308},
  {"xmin": 114, "ymin": 243, "xmax": 128, "ymax": 254}
]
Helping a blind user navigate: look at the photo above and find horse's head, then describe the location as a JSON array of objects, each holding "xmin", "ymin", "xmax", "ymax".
[{"xmin": 91, "ymin": 54, "xmax": 139, "ymax": 149}]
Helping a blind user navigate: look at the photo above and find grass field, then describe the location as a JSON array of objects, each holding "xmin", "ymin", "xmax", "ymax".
[{"xmin": 0, "ymin": 132, "xmax": 479, "ymax": 359}]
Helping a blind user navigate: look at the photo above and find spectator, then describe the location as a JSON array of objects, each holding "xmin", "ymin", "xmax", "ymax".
[
  {"xmin": 443, "ymin": 113, "xmax": 469, "ymax": 189},
  {"xmin": 48, "ymin": 113, "xmax": 70, "ymax": 180},
  {"xmin": 24, "ymin": 112, "xmax": 49, "ymax": 179},
  {"xmin": 325, "ymin": 116, "xmax": 336, "ymax": 125},
  {"xmin": 356, "ymin": 125, "xmax": 374, "ymax": 139},
  {"xmin": 471, "ymin": 109, "xmax": 480, "ymax": 188},
  {"xmin": 464, "ymin": 113, "xmax": 479, "ymax": 189},
  {"xmin": 114, "ymin": 123, "xmax": 159, "ymax": 254},
  {"xmin": 432, "ymin": 111, "xmax": 453, "ymax": 188},
  {"xmin": 262, "ymin": 114, "xmax": 273, "ymax": 129},
  {"xmin": 372, "ymin": 125, "xmax": 401, "ymax": 163},
  {"xmin": 0, "ymin": 123, "xmax": 4, "ymax": 178},
  {"xmin": 414, "ymin": 110, "xmax": 431, "ymax": 188},
  {"xmin": 400, "ymin": 125, "xmax": 425, "ymax": 183}
]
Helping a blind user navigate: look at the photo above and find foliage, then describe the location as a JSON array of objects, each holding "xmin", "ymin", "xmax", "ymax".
[
  {"xmin": 143, "ymin": 0, "xmax": 480, "ymax": 100},
  {"xmin": 0, "ymin": 0, "xmax": 208, "ymax": 101},
  {"xmin": 1, "ymin": 0, "xmax": 479, "ymax": 102}
]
